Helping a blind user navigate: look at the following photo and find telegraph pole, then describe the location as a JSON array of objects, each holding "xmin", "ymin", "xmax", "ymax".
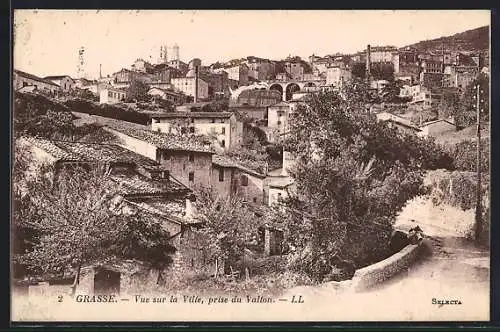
[{"xmin": 474, "ymin": 83, "xmax": 482, "ymax": 242}]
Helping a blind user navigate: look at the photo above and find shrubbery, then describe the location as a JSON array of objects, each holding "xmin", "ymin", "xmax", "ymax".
[
  {"xmin": 449, "ymin": 139, "xmax": 489, "ymax": 172},
  {"xmin": 266, "ymin": 89, "xmax": 451, "ymax": 282},
  {"xmin": 426, "ymin": 170, "xmax": 490, "ymax": 246}
]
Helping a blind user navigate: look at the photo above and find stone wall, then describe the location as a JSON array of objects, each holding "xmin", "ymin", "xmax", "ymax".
[{"xmin": 350, "ymin": 240, "xmax": 424, "ymax": 292}]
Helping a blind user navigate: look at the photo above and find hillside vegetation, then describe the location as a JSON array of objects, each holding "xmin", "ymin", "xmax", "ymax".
[{"xmin": 405, "ymin": 25, "xmax": 489, "ymax": 52}]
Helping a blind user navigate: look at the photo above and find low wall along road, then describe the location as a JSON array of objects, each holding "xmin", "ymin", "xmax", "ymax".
[{"xmin": 350, "ymin": 240, "xmax": 425, "ymax": 292}]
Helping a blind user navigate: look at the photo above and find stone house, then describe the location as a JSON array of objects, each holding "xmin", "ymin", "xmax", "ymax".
[
  {"xmin": 103, "ymin": 126, "xmax": 214, "ymax": 190},
  {"xmin": 211, "ymin": 155, "xmax": 268, "ymax": 205},
  {"xmin": 150, "ymin": 112, "xmax": 243, "ymax": 153},
  {"xmin": 13, "ymin": 69, "xmax": 60, "ymax": 95},
  {"xmin": 229, "ymin": 105, "xmax": 268, "ymax": 122},
  {"xmin": 417, "ymin": 119, "xmax": 457, "ymax": 138},
  {"xmin": 17, "ymin": 137, "xmax": 197, "ymax": 242},
  {"xmin": 147, "ymin": 87, "xmax": 186, "ymax": 105},
  {"xmin": 44, "ymin": 75, "xmax": 76, "ymax": 92},
  {"xmin": 267, "ymin": 102, "xmax": 292, "ymax": 143},
  {"xmin": 99, "ymin": 87, "xmax": 127, "ymax": 104}
]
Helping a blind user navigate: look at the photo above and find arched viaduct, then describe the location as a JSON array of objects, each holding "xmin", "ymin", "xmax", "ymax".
[{"xmin": 268, "ymin": 79, "xmax": 326, "ymax": 101}]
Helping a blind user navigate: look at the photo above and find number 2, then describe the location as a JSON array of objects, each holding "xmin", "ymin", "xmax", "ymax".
[{"xmin": 58, "ymin": 295, "xmax": 63, "ymax": 302}]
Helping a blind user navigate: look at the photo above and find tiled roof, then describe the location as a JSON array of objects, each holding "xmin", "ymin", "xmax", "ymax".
[
  {"xmin": 21, "ymin": 136, "xmax": 161, "ymax": 166},
  {"xmin": 150, "ymin": 111, "xmax": 233, "ymax": 119},
  {"xmin": 268, "ymin": 176, "xmax": 294, "ymax": 189},
  {"xmin": 44, "ymin": 75, "xmax": 72, "ymax": 80},
  {"xmin": 14, "ymin": 69, "xmax": 60, "ymax": 87},
  {"xmin": 126, "ymin": 200, "xmax": 200, "ymax": 225},
  {"xmin": 212, "ymin": 154, "xmax": 266, "ymax": 178},
  {"xmin": 419, "ymin": 119, "xmax": 456, "ymax": 127},
  {"xmin": 109, "ymin": 170, "xmax": 189, "ymax": 197},
  {"xmin": 105, "ymin": 126, "xmax": 214, "ymax": 153}
]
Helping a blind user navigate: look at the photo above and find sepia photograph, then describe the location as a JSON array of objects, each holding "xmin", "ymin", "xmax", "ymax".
[{"xmin": 11, "ymin": 9, "xmax": 491, "ymax": 322}]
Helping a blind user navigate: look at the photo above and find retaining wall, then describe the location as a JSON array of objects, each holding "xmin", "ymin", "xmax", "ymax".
[{"xmin": 350, "ymin": 239, "xmax": 425, "ymax": 292}]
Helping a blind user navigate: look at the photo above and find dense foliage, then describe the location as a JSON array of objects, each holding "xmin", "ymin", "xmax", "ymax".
[
  {"xmin": 190, "ymin": 189, "xmax": 262, "ymax": 276},
  {"xmin": 454, "ymin": 73, "xmax": 489, "ymax": 128},
  {"xmin": 351, "ymin": 62, "xmax": 395, "ymax": 81},
  {"xmin": 270, "ymin": 89, "xmax": 453, "ymax": 282},
  {"xmin": 126, "ymin": 79, "xmax": 150, "ymax": 102},
  {"xmin": 13, "ymin": 144, "xmax": 177, "ymax": 288},
  {"xmin": 449, "ymin": 138, "xmax": 489, "ymax": 172},
  {"xmin": 14, "ymin": 92, "xmax": 111, "ymax": 141},
  {"xmin": 64, "ymin": 98, "xmax": 150, "ymax": 125}
]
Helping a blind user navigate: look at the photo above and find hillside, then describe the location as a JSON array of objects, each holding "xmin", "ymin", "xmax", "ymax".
[{"xmin": 404, "ymin": 26, "xmax": 489, "ymax": 53}]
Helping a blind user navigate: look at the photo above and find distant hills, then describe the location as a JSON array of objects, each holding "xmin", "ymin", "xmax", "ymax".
[{"xmin": 404, "ymin": 26, "xmax": 489, "ymax": 53}]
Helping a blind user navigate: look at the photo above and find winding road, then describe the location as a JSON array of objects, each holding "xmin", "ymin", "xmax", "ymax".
[{"xmin": 282, "ymin": 219, "xmax": 490, "ymax": 321}]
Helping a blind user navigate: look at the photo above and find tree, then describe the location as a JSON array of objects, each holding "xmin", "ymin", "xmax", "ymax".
[
  {"xmin": 15, "ymin": 166, "xmax": 128, "ymax": 295},
  {"xmin": 438, "ymin": 89, "xmax": 460, "ymax": 120},
  {"xmin": 126, "ymin": 79, "xmax": 149, "ymax": 102},
  {"xmin": 13, "ymin": 145, "xmax": 177, "ymax": 293},
  {"xmin": 111, "ymin": 213, "xmax": 177, "ymax": 285},
  {"xmin": 455, "ymin": 73, "xmax": 489, "ymax": 127},
  {"xmin": 276, "ymin": 89, "xmax": 450, "ymax": 282},
  {"xmin": 190, "ymin": 189, "xmax": 261, "ymax": 277},
  {"xmin": 200, "ymin": 99, "xmax": 229, "ymax": 112}
]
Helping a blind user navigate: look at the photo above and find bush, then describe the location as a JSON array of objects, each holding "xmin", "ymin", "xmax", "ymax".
[
  {"xmin": 450, "ymin": 139, "xmax": 489, "ymax": 172},
  {"xmin": 426, "ymin": 170, "xmax": 490, "ymax": 247}
]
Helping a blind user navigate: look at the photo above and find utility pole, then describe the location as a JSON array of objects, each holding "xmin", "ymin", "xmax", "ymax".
[{"xmin": 474, "ymin": 83, "xmax": 483, "ymax": 242}]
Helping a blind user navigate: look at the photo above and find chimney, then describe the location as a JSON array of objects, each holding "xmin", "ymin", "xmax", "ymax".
[{"xmin": 366, "ymin": 44, "xmax": 371, "ymax": 81}]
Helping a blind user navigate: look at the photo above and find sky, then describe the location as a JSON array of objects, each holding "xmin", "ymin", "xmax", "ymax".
[{"xmin": 13, "ymin": 10, "xmax": 490, "ymax": 79}]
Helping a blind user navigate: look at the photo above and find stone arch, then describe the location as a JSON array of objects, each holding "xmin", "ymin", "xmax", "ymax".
[
  {"xmin": 269, "ymin": 83, "xmax": 284, "ymax": 101},
  {"xmin": 285, "ymin": 83, "xmax": 300, "ymax": 101}
]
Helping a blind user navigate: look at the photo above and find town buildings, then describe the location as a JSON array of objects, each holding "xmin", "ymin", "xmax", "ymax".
[
  {"xmin": 13, "ymin": 70, "xmax": 60, "ymax": 94},
  {"xmin": 147, "ymin": 87, "xmax": 186, "ymax": 105},
  {"xmin": 150, "ymin": 112, "xmax": 243, "ymax": 152},
  {"xmin": 17, "ymin": 137, "xmax": 196, "ymax": 243},
  {"xmin": 99, "ymin": 87, "xmax": 127, "ymax": 104},
  {"xmin": 326, "ymin": 66, "xmax": 352, "ymax": 87},
  {"xmin": 212, "ymin": 155, "xmax": 268, "ymax": 205},
  {"xmin": 246, "ymin": 56, "xmax": 276, "ymax": 81},
  {"xmin": 170, "ymin": 76, "xmax": 209, "ymax": 100},
  {"xmin": 417, "ymin": 119, "xmax": 457, "ymax": 138},
  {"xmin": 44, "ymin": 75, "xmax": 76, "ymax": 92},
  {"xmin": 220, "ymin": 63, "xmax": 249, "ymax": 87},
  {"xmin": 267, "ymin": 102, "xmax": 292, "ymax": 142},
  {"xmin": 103, "ymin": 126, "xmax": 214, "ymax": 190}
]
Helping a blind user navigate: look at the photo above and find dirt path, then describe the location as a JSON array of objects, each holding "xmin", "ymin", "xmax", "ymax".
[{"xmin": 281, "ymin": 220, "xmax": 490, "ymax": 321}]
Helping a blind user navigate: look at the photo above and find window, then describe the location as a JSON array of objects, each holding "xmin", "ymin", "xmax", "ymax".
[
  {"xmin": 277, "ymin": 120, "xmax": 282, "ymax": 125},
  {"xmin": 161, "ymin": 170, "xmax": 170, "ymax": 179},
  {"xmin": 220, "ymin": 119, "xmax": 225, "ymax": 123},
  {"xmin": 108, "ymin": 91, "xmax": 112, "ymax": 97},
  {"xmin": 219, "ymin": 168, "xmax": 224, "ymax": 182},
  {"xmin": 162, "ymin": 151, "xmax": 169, "ymax": 160},
  {"xmin": 221, "ymin": 139, "xmax": 226, "ymax": 148},
  {"xmin": 188, "ymin": 172, "xmax": 194, "ymax": 182},
  {"xmin": 189, "ymin": 127, "xmax": 195, "ymax": 134},
  {"xmin": 211, "ymin": 119, "xmax": 216, "ymax": 123},
  {"xmin": 252, "ymin": 197, "xmax": 257, "ymax": 203},
  {"xmin": 221, "ymin": 127, "xmax": 226, "ymax": 134},
  {"xmin": 188, "ymin": 153, "xmax": 194, "ymax": 162},
  {"xmin": 191, "ymin": 118, "xmax": 195, "ymax": 123},
  {"xmin": 240, "ymin": 174, "xmax": 248, "ymax": 186}
]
